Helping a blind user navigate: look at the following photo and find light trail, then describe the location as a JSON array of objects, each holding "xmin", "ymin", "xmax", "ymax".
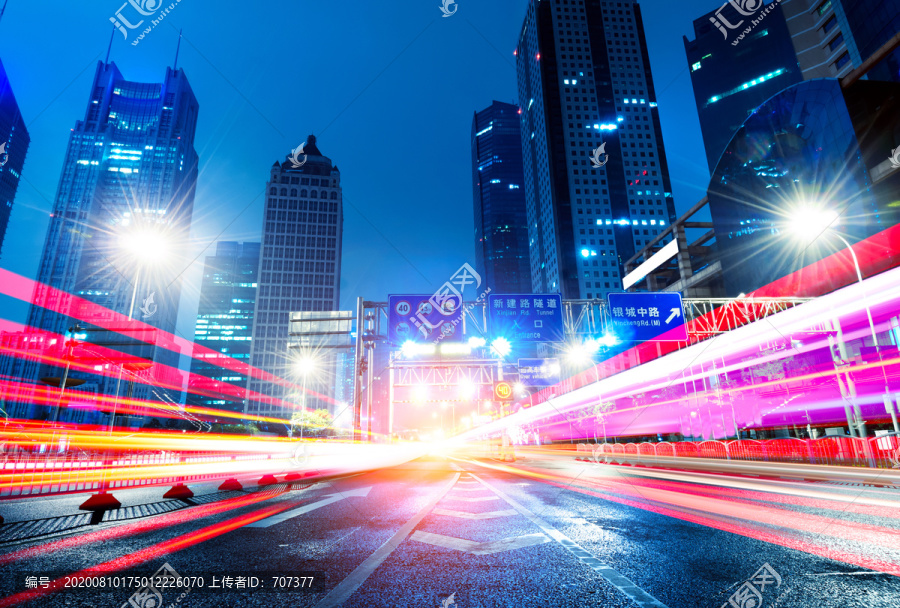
[
  {"xmin": 0, "ymin": 501, "xmax": 300, "ymax": 607},
  {"xmin": 456, "ymin": 456, "xmax": 900, "ymax": 577},
  {"xmin": 460, "ymin": 263, "xmax": 900, "ymax": 441},
  {"xmin": 0, "ymin": 487, "xmax": 294, "ymax": 567}
]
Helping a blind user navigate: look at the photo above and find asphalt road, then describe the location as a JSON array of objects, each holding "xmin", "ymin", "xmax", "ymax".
[{"xmin": 1, "ymin": 450, "xmax": 899, "ymax": 608}]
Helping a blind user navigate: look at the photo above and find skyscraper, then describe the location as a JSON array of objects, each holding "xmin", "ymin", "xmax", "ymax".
[
  {"xmin": 684, "ymin": 2, "xmax": 802, "ymax": 173},
  {"xmin": 516, "ymin": 0, "xmax": 677, "ymax": 300},
  {"xmin": 188, "ymin": 241, "xmax": 260, "ymax": 415},
  {"xmin": 245, "ymin": 135, "xmax": 343, "ymax": 419},
  {"xmin": 472, "ymin": 101, "xmax": 531, "ymax": 294},
  {"xmin": 20, "ymin": 61, "xmax": 199, "ymax": 422},
  {"xmin": 0, "ymin": 58, "xmax": 30, "ymax": 260},
  {"xmin": 782, "ymin": 0, "xmax": 900, "ymax": 82}
]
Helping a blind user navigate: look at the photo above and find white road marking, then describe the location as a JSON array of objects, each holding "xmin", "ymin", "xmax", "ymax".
[
  {"xmin": 314, "ymin": 473, "xmax": 460, "ymax": 608},
  {"xmin": 803, "ymin": 571, "xmax": 889, "ymax": 576},
  {"xmin": 468, "ymin": 472, "xmax": 670, "ymax": 608},
  {"xmin": 432, "ymin": 508, "xmax": 518, "ymax": 520},
  {"xmin": 410, "ymin": 530, "xmax": 551, "ymax": 555},
  {"xmin": 451, "ymin": 486, "xmax": 490, "ymax": 492},
  {"xmin": 245, "ymin": 486, "xmax": 372, "ymax": 528},
  {"xmin": 446, "ymin": 496, "xmax": 501, "ymax": 502}
]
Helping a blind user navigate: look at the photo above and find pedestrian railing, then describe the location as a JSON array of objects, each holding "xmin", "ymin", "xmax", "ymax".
[{"xmin": 574, "ymin": 436, "xmax": 900, "ymax": 469}]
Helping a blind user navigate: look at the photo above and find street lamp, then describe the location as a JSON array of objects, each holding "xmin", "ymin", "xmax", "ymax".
[
  {"xmin": 787, "ymin": 204, "xmax": 889, "ymax": 436},
  {"xmin": 787, "ymin": 206, "xmax": 879, "ymax": 348},
  {"xmin": 293, "ymin": 355, "xmax": 319, "ymax": 439}
]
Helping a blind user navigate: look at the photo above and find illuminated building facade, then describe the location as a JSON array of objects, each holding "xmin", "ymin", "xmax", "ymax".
[
  {"xmin": 0, "ymin": 58, "xmax": 30, "ymax": 260},
  {"xmin": 472, "ymin": 101, "xmax": 531, "ymax": 294},
  {"xmin": 245, "ymin": 135, "xmax": 343, "ymax": 419},
  {"xmin": 188, "ymin": 241, "xmax": 259, "ymax": 415},
  {"xmin": 684, "ymin": 2, "xmax": 802, "ymax": 174},
  {"xmin": 708, "ymin": 78, "xmax": 900, "ymax": 296},
  {"xmin": 16, "ymin": 61, "xmax": 199, "ymax": 423},
  {"xmin": 516, "ymin": 0, "xmax": 677, "ymax": 299}
]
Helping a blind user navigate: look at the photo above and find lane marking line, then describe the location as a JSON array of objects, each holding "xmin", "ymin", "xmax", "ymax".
[
  {"xmin": 432, "ymin": 508, "xmax": 518, "ymax": 520},
  {"xmin": 245, "ymin": 486, "xmax": 371, "ymax": 529},
  {"xmin": 314, "ymin": 472, "xmax": 460, "ymax": 608},
  {"xmin": 445, "ymin": 496, "xmax": 501, "ymax": 502},
  {"xmin": 468, "ymin": 472, "xmax": 670, "ymax": 608},
  {"xmin": 410, "ymin": 530, "xmax": 551, "ymax": 555}
]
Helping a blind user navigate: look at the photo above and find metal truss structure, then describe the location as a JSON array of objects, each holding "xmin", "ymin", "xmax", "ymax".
[{"xmin": 351, "ymin": 295, "xmax": 829, "ymax": 437}]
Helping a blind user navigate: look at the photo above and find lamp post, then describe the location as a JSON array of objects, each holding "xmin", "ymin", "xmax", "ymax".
[
  {"xmin": 788, "ymin": 206, "xmax": 890, "ymax": 439},
  {"xmin": 294, "ymin": 355, "xmax": 318, "ymax": 440},
  {"xmin": 79, "ymin": 226, "xmax": 169, "ymax": 513}
]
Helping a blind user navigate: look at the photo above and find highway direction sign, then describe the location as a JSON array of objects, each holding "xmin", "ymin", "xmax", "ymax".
[
  {"xmin": 606, "ymin": 292, "xmax": 688, "ymax": 342},
  {"xmin": 518, "ymin": 358, "xmax": 561, "ymax": 387},
  {"xmin": 488, "ymin": 294, "xmax": 564, "ymax": 343}
]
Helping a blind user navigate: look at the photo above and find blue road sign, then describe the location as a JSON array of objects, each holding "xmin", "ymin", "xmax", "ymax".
[
  {"xmin": 488, "ymin": 294, "xmax": 564, "ymax": 343},
  {"xmin": 518, "ymin": 358, "xmax": 561, "ymax": 387},
  {"xmin": 388, "ymin": 294, "xmax": 465, "ymax": 344},
  {"xmin": 607, "ymin": 292, "xmax": 688, "ymax": 342}
]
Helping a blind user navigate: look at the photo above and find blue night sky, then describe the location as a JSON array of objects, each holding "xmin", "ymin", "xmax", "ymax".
[{"xmin": 0, "ymin": 0, "xmax": 719, "ymax": 342}]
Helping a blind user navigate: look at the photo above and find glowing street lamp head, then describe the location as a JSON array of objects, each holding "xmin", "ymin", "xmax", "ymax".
[
  {"xmin": 491, "ymin": 337, "xmax": 512, "ymax": 358},
  {"xmin": 459, "ymin": 377, "xmax": 476, "ymax": 398},
  {"xmin": 295, "ymin": 356, "xmax": 317, "ymax": 376},
  {"xmin": 787, "ymin": 205, "xmax": 840, "ymax": 243},
  {"xmin": 119, "ymin": 227, "xmax": 171, "ymax": 265}
]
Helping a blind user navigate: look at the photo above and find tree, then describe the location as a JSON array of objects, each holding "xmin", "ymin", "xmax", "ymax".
[{"xmin": 290, "ymin": 409, "xmax": 334, "ymax": 437}]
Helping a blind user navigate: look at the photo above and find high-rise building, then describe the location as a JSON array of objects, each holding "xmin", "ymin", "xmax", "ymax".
[
  {"xmin": 684, "ymin": 2, "xmax": 802, "ymax": 173},
  {"xmin": 472, "ymin": 101, "xmax": 531, "ymax": 294},
  {"xmin": 17, "ymin": 61, "xmax": 199, "ymax": 423},
  {"xmin": 188, "ymin": 241, "xmax": 259, "ymax": 415},
  {"xmin": 782, "ymin": 0, "xmax": 900, "ymax": 82},
  {"xmin": 0, "ymin": 58, "xmax": 30, "ymax": 260},
  {"xmin": 516, "ymin": 0, "xmax": 677, "ymax": 299},
  {"xmin": 245, "ymin": 135, "xmax": 343, "ymax": 419}
]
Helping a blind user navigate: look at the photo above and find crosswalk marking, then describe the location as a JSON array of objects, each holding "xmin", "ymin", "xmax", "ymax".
[
  {"xmin": 432, "ymin": 508, "xmax": 517, "ymax": 520},
  {"xmin": 411, "ymin": 530, "xmax": 551, "ymax": 555}
]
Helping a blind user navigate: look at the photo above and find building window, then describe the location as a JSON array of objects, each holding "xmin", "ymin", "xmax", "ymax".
[
  {"xmin": 834, "ymin": 51, "xmax": 850, "ymax": 70},
  {"xmin": 822, "ymin": 15, "xmax": 837, "ymax": 33},
  {"xmin": 827, "ymin": 33, "xmax": 843, "ymax": 51}
]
